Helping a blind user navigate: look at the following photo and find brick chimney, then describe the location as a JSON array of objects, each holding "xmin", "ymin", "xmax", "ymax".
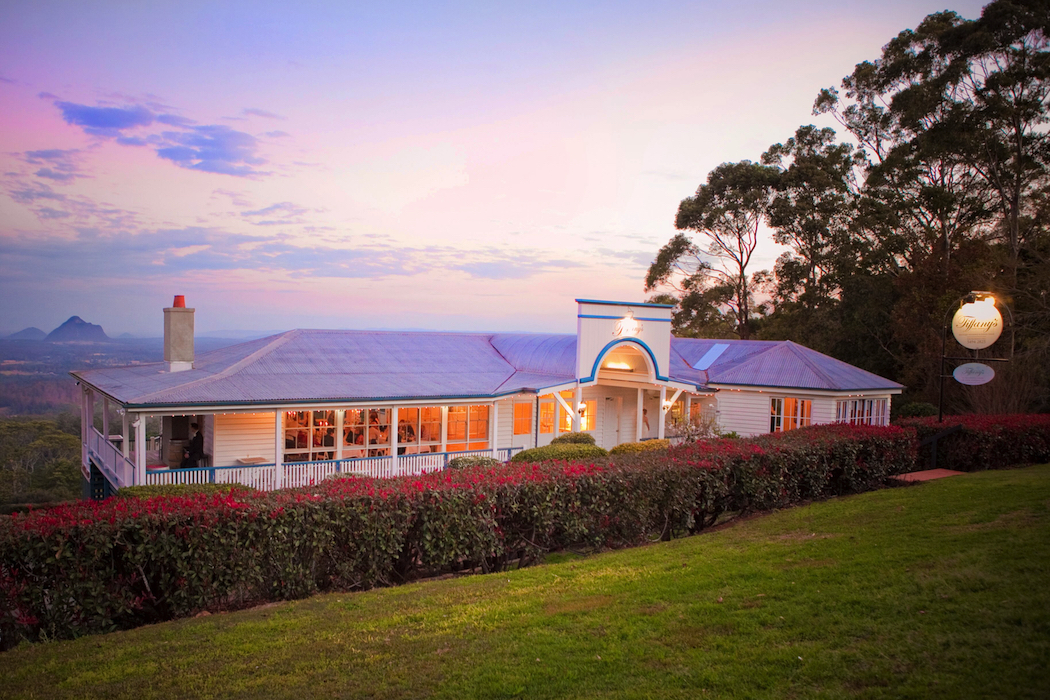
[{"xmin": 164, "ymin": 295, "xmax": 194, "ymax": 372}]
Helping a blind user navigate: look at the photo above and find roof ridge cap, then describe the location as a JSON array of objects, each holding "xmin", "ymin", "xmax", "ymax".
[
  {"xmin": 782, "ymin": 341, "xmax": 838, "ymax": 388},
  {"xmin": 131, "ymin": 330, "xmax": 301, "ymax": 403}
]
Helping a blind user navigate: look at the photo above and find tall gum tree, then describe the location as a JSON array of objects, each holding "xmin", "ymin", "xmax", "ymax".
[{"xmin": 646, "ymin": 161, "xmax": 780, "ymax": 340}]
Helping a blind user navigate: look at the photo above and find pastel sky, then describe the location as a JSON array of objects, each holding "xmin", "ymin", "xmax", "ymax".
[{"xmin": 0, "ymin": 0, "xmax": 987, "ymax": 337}]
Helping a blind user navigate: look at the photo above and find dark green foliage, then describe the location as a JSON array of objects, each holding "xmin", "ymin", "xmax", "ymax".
[
  {"xmin": 648, "ymin": 162, "xmax": 781, "ymax": 339},
  {"xmin": 445, "ymin": 455, "xmax": 502, "ymax": 469},
  {"xmin": 509, "ymin": 443, "xmax": 608, "ymax": 463},
  {"xmin": 895, "ymin": 401, "xmax": 938, "ymax": 418},
  {"xmin": 0, "ymin": 418, "xmax": 81, "ymax": 506},
  {"xmin": 549, "ymin": 431, "xmax": 596, "ymax": 445}
]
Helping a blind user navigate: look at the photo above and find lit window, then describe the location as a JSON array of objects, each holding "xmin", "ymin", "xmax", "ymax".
[
  {"xmin": 835, "ymin": 399, "xmax": 888, "ymax": 426},
  {"xmin": 284, "ymin": 409, "xmax": 337, "ymax": 462},
  {"xmin": 446, "ymin": 404, "xmax": 490, "ymax": 452},
  {"xmin": 539, "ymin": 402, "xmax": 554, "ymax": 434},
  {"xmin": 770, "ymin": 397, "xmax": 811, "ymax": 433},
  {"xmin": 579, "ymin": 400, "xmax": 596, "ymax": 431},
  {"xmin": 513, "ymin": 403, "xmax": 532, "ymax": 435}
]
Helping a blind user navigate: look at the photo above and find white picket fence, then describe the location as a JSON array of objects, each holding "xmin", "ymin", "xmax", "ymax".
[{"xmin": 141, "ymin": 448, "xmax": 522, "ymax": 491}]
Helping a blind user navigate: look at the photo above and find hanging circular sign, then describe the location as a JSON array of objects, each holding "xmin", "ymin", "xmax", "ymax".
[
  {"xmin": 953, "ymin": 362, "xmax": 995, "ymax": 386},
  {"xmin": 951, "ymin": 298, "xmax": 1003, "ymax": 350}
]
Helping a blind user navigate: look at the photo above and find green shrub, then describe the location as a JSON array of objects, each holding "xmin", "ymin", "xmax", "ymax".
[
  {"xmin": 609, "ymin": 439, "xmax": 670, "ymax": 455},
  {"xmin": 550, "ymin": 432, "xmax": 596, "ymax": 445},
  {"xmin": 114, "ymin": 483, "xmax": 255, "ymax": 499},
  {"xmin": 895, "ymin": 402, "xmax": 938, "ymax": 419},
  {"xmin": 446, "ymin": 455, "xmax": 502, "ymax": 469},
  {"xmin": 510, "ymin": 443, "xmax": 608, "ymax": 463}
]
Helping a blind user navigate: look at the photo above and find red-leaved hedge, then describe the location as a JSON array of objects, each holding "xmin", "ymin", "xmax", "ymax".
[
  {"xmin": 1, "ymin": 423, "xmax": 915, "ymax": 648},
  {"xmin": 897, "ymin": 414, "xmax": 1050, "ymax": 472}
]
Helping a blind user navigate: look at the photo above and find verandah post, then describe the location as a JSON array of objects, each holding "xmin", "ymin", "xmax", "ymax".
[
  {"xmin": 573, "ymin": 383, "xmax": 582, "ymax": 432},
  {"xmin": 636, "ymin": 387, "xmax": 643, "ymax": 441},
  {"xmin": 658, "ymin": 386, "xmax": 667, "ymax": 440},
  {"xmin": 121, "ymin": 412, "xmax": 130, "ymax": 461},
  {"xmin": 274, "ymin": 410, "xmax": 283, "ymax": 490},
  {"xmin": 490, "ymin": 401, "xmax": 498, "ymax": 458},
  {"xmin": 391, "ymin": 406, "xmax": 399, "ymax": 475},
  {"xmin": 135, "ymin": 414, "xmax": 146, "ymax": 486}
]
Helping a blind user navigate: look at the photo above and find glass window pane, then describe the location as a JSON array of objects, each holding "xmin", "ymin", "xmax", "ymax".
[
  {"xmin": 286, "ymin": 411, "xmax": 308, "ymax": 428},
  {"xmin": 539, "ymin": 402, "xmax": 554, "ymax": 434},
  {"xmin": 559, "ymin": 404, "xmax": 572, "ymax": 433},
  {"xmin": 448, "ymin": 406, "xmax": 467, "ymax": 441},
  {"xmin": 420, "ymin": 406, "xmax": 441, "ymax": 443},
  {"xmin": 469, "ymin": 405, "xmax": 489, "ymax": 439},
  {"xmin": 398, "ymin": 408, "xmax": 419, "ymax": 444},
  {"xmin": 513, "ymin": 403, "xmax": 532, "ymax": 435},
  {"xmin": 344, "ymin": 409, "xmax": 364, "ymax": 428},
  {"xmin": 580, "ymin": 400, "xmax": 596, "ymax": 431}
]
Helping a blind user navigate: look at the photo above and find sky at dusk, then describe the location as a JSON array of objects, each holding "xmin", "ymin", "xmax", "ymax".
[{"xmin": 0, "ymin": 0, "xmax": 988, "ymax": 337}]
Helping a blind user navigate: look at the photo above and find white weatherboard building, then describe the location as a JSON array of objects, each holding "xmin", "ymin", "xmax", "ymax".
[{"xmin": 72, "ymin": 298, "xmax": 902, "ymax": 497}]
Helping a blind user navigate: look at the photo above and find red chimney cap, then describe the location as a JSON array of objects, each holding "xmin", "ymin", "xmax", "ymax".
[{"xmin": 173, "ymin": 295, "xmax": 186, "ymax": 308}]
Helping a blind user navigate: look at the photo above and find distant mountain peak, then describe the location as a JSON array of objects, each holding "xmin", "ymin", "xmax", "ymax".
[
  {"xmin": 46, "ymin": 316, "xmax": 109, "ymax": 343},
  {"xmin": 6, "ymin": 327, "xmax": 46, "ymax": 341}
]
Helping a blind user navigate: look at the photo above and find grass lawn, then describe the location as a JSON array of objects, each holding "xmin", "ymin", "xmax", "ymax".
[{"xmin": 2, "ymin": 465, "xmax": 1049, "ymax": 699}]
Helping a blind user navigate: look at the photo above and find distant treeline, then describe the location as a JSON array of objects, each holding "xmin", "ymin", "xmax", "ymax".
[
  {"xmin": 0, "ymin": 380, "xmax": 77, "ymax": 416},
  {"xmin": 0, "ymin": 415, "xmax": 82, "ymax": 511}
]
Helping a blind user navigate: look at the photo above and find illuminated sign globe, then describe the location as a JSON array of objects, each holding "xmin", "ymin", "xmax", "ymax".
[{"xmin": 951, "ymin": 295, "xmax": 1003, "ymax": 350}]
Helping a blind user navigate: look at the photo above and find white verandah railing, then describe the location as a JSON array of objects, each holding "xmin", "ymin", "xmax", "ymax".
[
  {"xmin": 142, "ymin": 448, "xmax": 523, "ymax": 491},
  {"xmin": 86, "ymin": 427, "xmax": 135, "ymax": 489}
]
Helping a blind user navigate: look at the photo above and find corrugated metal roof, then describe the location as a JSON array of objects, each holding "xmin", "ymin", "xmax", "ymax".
[
  {"xmin": 490, "ymin": 333, "xmax": 576, "ymax": 375},
  {"xmin": 73, "ymin": 329, "xmax": 901, "ymax": 408},
  {"xmin": 703, "ymin": 340, "xmax": 903, "ymax": 391}
]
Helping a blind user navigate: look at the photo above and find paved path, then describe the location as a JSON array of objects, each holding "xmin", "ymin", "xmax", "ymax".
[{"xmin": 895, "ymin": 468, "xmax": 967, "ymax": 482}]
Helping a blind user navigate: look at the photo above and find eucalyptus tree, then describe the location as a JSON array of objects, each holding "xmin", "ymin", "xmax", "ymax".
[
  {"xmin": 761, "ymin": 125, "xmax": 865, "ymax": 310},
  {"xmin": 646, "ymin": 161, "xmax": 780, "ymax": 340}
]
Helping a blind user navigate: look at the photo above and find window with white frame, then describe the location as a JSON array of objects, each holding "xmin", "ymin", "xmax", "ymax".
[
  {"xmin": 340, "ymin": 408, "xmax": 391, "ymax": 458},
  {"xmin": 538, "ymin": 400, "xmax": 555, "ymax": 434},
  {"xmin": 284, "ymin": 410, "xmax": 338, "ymax": 462},
  {"xmin": 513, "ymin": 403, "xmax": 532, "ymax": 435},
  {"xmin": 770, "ymin": 397, "xmax": 811, "ymax": 433},
  {"xmin": 446, "ymin": 404, "xmax": 489, "ymax": 452},
  {"xmin": 835, "ymin": 398, "xmax": 888, "ymax": 426},
  {"xmin": 393, "ymin": 406, "xmax": 443, "ymax": 454}
]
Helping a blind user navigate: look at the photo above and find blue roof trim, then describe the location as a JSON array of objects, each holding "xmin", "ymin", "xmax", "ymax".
[
  {"xmin": 693, "ymin": 343, "xmax": 730, "ymax": 370},
  {"xmin": 577, "ymin": 314, "xmax": 672, "ymax": 322},
  {"xmin": 707, "ymin": 381, "xmax": 902, "ymax": 393},
  {"xmin": 575, "ymin": 298, "xmax": 676, "ymax": 309},
  {"xmin": 579, "ymin": 337, "xmax": 669, "ymax": 384}
]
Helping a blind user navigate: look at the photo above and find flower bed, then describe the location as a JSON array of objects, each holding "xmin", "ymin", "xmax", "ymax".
[
  {"xmin": 897, "ymin": 414, "xmax": 1050, "ymax": 472},
  {"xmin": 1, "ymin": 423, "xmax": 917, "ymax": 648}
]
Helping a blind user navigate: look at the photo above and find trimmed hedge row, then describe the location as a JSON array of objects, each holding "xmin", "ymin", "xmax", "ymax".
[
  {"xmin": 897, "ymin": 414, "xmax": 1050, "ymax": 472},
  {"xmin": 510, "ymin": 443, "xmax": 608, "ymax": 463},
  {"xmin": 0, "ymin": 423, "xmax": 918, "ymax": 649},
  {"xmin": 609, "ymin": 439, "xmax": 671, "ymax": 455}
]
